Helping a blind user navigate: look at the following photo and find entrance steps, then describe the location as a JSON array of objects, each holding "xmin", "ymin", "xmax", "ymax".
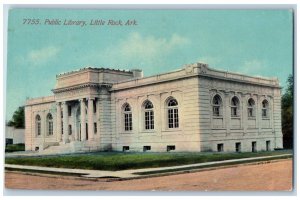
[{"xmin": 40, "ymin": 140, "xmax": 101, "ymax": 154}]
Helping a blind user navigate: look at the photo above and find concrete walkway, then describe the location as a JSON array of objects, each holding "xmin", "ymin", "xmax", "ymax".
[{"xmin": 5, "ymin": 154, "xmax": 292, "ymax": 179}]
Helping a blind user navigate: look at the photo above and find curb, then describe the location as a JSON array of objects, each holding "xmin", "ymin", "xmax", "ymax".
[{"xmin": 5, "ymin": 156, "xmax": 292, "ymax": 182}]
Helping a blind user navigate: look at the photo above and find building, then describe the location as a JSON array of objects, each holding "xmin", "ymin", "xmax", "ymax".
[
  {"xmin": 6, "ymin": 126, "xmax": 25, "ymax": 145},
  {"xmin": 24, "ymin": 62, "xmax": 283, "ymax": 153}
]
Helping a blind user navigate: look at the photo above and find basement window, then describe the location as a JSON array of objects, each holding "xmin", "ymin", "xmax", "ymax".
[
  {"xmin": 123, "ymin": 146, "xmax": 130, "ymax": 152},
  {"xmin": 167, "ymin": 145, "xmax": 176, "ymax": 152},
  {"xmin": 143, "ymin": 146, "xmax": 151, "ymax": 152},
  {"xmin": 217, "ymin": 143, "xmax": 224, "ymax": 152},
  {"xmin": 235, "ymin": 142, "xmax": 241, "ymax": 153}
]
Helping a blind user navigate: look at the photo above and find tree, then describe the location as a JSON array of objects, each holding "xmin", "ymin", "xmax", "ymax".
[
  {"xmin": 281, "ymin": 74, "xmax": 293, "ymax": 149},
  {"xmin": 7, "ymin": 106, "xmax": 25, "ymax": 128}
]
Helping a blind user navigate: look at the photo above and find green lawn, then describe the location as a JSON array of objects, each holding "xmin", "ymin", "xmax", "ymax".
[
  {"xmin": 5, "ymin": 150, "xmax": 292, "ymax": 171},
  {"xmin": 5, "ymin": 143, "xmax": 25, "ymax": 153}
]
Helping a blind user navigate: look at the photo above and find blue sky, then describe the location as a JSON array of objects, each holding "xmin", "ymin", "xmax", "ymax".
[{"xmin": 6, "ymin": 9, "xmax": 293, "ymax": 120}]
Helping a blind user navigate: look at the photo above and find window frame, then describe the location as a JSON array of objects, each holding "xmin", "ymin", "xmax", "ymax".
[
  {"xmin": 217, "ymin": 143, "xmax": 224, "ymax": 152},
  {"xmin": 247, "ymin": 98, "xmax": 256, "ymax": 118},
  {"xmin": 167, "ymin": 98, "xmax": 179, "ymax": 129},
  {"xmin": 94, "ymin": 122, "xmax": 97, "ymax": 134},
  {"xmin": 143, "ymin": 100, "xmax": 154, "ymax": 130},
  {"xmin": 230, "ymin": 96, "xmax": 240, "ymax": 117},
  {"xmin": 212, "ymin": 95, "xmax": 222, "ymax": 117},
  {"xmin": 46, "ymin": 113, "xmax": 53, "ymax": 136},
  {"xmin": 35, "ymin": 114, "xmax": 41, "ymax": 136},
  {"xmin": 262, "ymin": 99, "xmax": 269, "ymax": 118},
  {"xmin": 123, "ymin": 103, "xmax": 133, "ymax": 132}
]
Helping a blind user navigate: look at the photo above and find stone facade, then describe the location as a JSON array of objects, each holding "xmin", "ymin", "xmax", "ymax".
[{"xmin": 24, "ymin": 63, "xmax": 283, "ymax": 153}]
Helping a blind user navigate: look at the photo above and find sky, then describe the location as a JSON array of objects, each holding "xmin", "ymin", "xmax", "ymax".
[{"xmin": 6, "ymin": 8, "xmax": 293, "ymax": 121}]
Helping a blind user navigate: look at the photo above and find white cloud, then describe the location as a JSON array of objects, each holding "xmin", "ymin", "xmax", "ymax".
[
  {"xmin": 27, "ymin": 46, "xmax": 60, "ymax": 66},
  {"xmin": 239, "ymin": 59, "xmax": 266, "ymax": 76},
  {"xmin": 84, "ymin": 32, "xmax": 190, "ymax": 68},
  {"xmin": 115, "ymin": 32, "xmax": 189, "ymax": 60}
]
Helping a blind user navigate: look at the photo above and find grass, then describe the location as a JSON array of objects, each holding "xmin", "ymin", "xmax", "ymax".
[
  {"xmin": 5, "ymin": 150, "xmax": 292, "ymax": 171},
  {"xmin": 5, "ymin": 143, "xmax": 25, "ymax": 153}
]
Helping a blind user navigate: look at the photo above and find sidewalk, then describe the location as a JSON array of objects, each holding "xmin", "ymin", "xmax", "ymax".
[{"xmin": 5, "ymin": 154, "xmax": 292, "ymax": 179}]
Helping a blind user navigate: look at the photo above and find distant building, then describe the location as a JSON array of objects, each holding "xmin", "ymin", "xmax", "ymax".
[
  {"xmin": 6, "ymin": 126, "xmax": 25, "ymax": 145},
  {"xmin": 24, "ymin": 62, "xmax": 283, "ymax": 153}
]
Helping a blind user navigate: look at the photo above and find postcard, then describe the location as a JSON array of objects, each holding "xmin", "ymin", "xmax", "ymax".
[{"xmin": 4, "ymin": 7, "xmax": 294, "ymax": 192}]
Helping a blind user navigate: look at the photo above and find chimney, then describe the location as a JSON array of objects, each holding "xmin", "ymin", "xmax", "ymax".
[{"xmin": 131, "ymin": 69, "xmax": 143, "ymax": 78}]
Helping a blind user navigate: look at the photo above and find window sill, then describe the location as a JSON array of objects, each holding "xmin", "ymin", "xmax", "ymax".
[
  {"xmin": 162, "ymin": 129, "xmax": 182, "ymax": 132},
  {"xmin": 120, "ymin": 132, "xmax": 133, "ymax": 134},
  {"xmin": 212, "ymin": 128, "xmax": 226, "ymax": 130},
  {"xmin": 140, "ymin": 130, "xmax": 156, "ymax": 134},
  {"xmin": 213, "ymin": 116, "xmax": 223, "ymax": 119},
  {"xmin": 262, "ymin": 118, "xmax": 270, "ymax": 120},
  {"xmin": 248, "ymin": 117, "xmax": 256, "ymax": 120},
  {"xmin": 231, "ymin": 116, "xmax": 241, "ymax": 119}
]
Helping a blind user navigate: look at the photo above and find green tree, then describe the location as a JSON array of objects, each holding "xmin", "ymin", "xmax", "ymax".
[
  {"xmin": 7, "ymin": 106, "xmax": 25, "ymax": 128},
  {"xmin": 281, "ymin": 74, "xmax": 293, "ymax": 149}
]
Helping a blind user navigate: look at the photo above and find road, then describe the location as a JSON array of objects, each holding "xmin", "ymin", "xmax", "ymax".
[{"xmin": 5, "ymin": 159, "xmax": 292, "ymax": 191}]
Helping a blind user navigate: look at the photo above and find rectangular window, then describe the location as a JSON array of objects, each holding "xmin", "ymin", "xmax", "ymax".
[
  {"xmin": 37, "ymin": 122, "xmax": 41, "ymax": 136},
  {"xmin": 174, "ymin": 109, "xmax": 179, "ymax": 128},
  {"xmin": 68, "ymin": 125, "xmax": 72, "ymax": 135},
  {"xmin": 48, "ymin": 121, "xmax": 53, "ymax": 135},
  {"xmin": 168, "ymin": 108, "xmax": 179, "ymax": 128},
  {"xmin": 262, "ymin": 109, "xmax": 267, "ymax": 117},
  {"xmin": 231, "ymin": 107, "xmax": 237, "ymax": 117},
  {"xmin": 143, "ymin": 146, "xmax": 151, "ymax": 152},
  {"xmin": 145, "ymin": 110, "xmax": 154, "ymax": 130},
  {"xmin": 217, "ymin": 143, "xmax": 224, "ymax": 152},
  {"xmin": 248, "ymin": 108, "xmax": 253, "ymax": 117},
  {"xmin": 167, "ymin": 145, "xmax": 176, "ymax": 152},
  {"xmin": 94, "ymin": 122, "xmax": 97, "ymax": 134},
  {"xmin": 61, "ymin": 122, "xmax": 63, "ymax": 134},
  {"xmin": 235, "ymin": 142, "xmax": 241, "ymax": 152},
  {"xmin": 252, "ymin": 141, "xmax": 257, "ymax": 152},
  {"xmin": 123, "ymin": 146, "xmax": 130, "ymax": 152},
  {"xmin": 124, "ymin": 113, "xmax": 132, "ymax": 131},
  {"xmin": 266, "ymin": 141, "xmax": 271, "ymax": 151},
  {"xmin": 93, "ymin": 101, "xmax": 97, "ymax": 113},
  {"xmin": 68, "ymin": 106, "xmax": 72, "ymax": 116},
  {"xmin": 213, "ymin": 106, "xmax": 220, "ymax": 116}
]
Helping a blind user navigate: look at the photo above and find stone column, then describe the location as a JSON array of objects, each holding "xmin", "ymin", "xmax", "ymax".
[
  {"xmin": 225, "ymin": 92, "xmax": 231, "ymax": 135},
  {"xmin": 74, "ymin": 105, "xmax": 78, "ymax": 141},
  {"xmin": 96, "ymin": 99, "xmax": 100, "ymax": 136},
  {"xmin": 242, "ymin": 94, "xmax": 247, "ymax": 133},
  {"xmin": 62, "ymin": 101, "xmax": 69, "ymax": 143},
  {"xmin": 80, "ymin": 99, "xmax": 86, "ymax": 141},
  {"xmin": 56, "ymin": 103, "xmax": 62, "ymax": 142},
  {"xmin": 88, "ymin": 98, "xmax": 94, "ymax": 140},
  {"xmin": 41, "ymin": 111, "xmax": 46, "ymax": 144}
]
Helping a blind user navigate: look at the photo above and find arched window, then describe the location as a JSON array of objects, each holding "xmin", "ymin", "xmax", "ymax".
[
  {"xmin": 68, "ymin": 125, "xmax": 72, "ymax": 135},
  {"xmin": 167, "ymin": 98, "xmax": 179, "ymax": 128},
  {"xmin": 212, "ymin": 95, "xmax": 222, "ymax": 116},
  {"xmin": 47, "ymin": 113, "xmax": 53, "ymax": 135},
  {"xmin": 262, "ymin": 100, "xmax": 269, "ymax": 118},
  {"xmin": 36, "ymin": 115, "xmax": 41, "ymax": 136},
  {"xmin": 231, "ymin": 96, "xmax": 240, "ymax": 117},
  {"xmin": 144, "ymin": 100, "xmax": 154, "ymax": 130},
  {"xmin": 247, "ymin": 98, "xmax": 255, "ymax": 117},
  {"xmin": 123, "ymin": 103, "xmax": 132, "ymax": 131}
]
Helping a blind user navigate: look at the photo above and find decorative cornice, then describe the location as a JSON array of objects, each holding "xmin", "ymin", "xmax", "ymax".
[
  {"xmin": 52, "ymin": 82, "xmax": 112, "ymax": 94},
  {"xmin": 56, "ymin": 67, "xmax": 132, "ymax": 78}
]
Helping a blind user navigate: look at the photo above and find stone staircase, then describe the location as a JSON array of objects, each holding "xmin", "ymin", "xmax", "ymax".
[
  {"xmin": 40, "ymin": 140, "xmax": 101, "ymax": 154},
  {"xmin": 40, "ymin": 142, "xmax": 75, "ymax": 154}
]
